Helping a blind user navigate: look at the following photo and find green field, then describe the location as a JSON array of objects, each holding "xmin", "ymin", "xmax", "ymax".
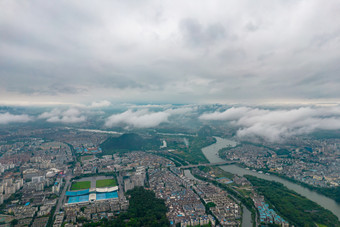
[
  {"xmin": 81, "ymin": 155, "xmax": 94, "ymax": 162},
  {"xmin": 169, "ymin": 136, "xmax": 215, "ymax": 164},
  {"xmin": 70, "ymin": 181, "xmax": 91, "ymax": 191},
  {"xmin": 317, "ymin": 224, "xmax": 327, "ymax": 227},
  {"xmin": 96, "ymin": 179, "xmax": 117, "ymax": 188}
]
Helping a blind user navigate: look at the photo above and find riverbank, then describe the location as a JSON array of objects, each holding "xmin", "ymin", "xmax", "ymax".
[
  {"xmin": 200, "ymin": 136, "xmax": 340, "ymax": 221},
  {"xmin": 246, "ymin": 175, "xmax": 340, "ymax": 226},
  {"xmin": 219, "ymin": 164, "xmax": 340, "ymax": 221},
  {"xmin": 229, "ymin": 161, "xmax": 340, "ymax": 205},
  {"xmin": 267, "ymin": 172, "xmax": 340, "ymax": 204}
]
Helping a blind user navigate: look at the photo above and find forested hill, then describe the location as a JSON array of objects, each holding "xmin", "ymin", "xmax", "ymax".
[
  {"xmin": 84, "ymin": 187, "xmax": 169, "ymax": 226},
  {"xmin": 100, "ymin": 133, "xmax": 161, "ymax": 155}
]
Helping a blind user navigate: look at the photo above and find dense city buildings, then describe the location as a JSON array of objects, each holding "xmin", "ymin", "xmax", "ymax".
[
  {"xmin": 220, "ymin": 139, "xmax": 340, "ymax": 188},
  {"xmin": 0, "ymin": 127, "xmax": 339, "ymax": 226}
]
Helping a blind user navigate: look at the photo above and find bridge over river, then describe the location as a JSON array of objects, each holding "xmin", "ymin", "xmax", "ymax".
[{"xmin": 179, "ymin": 161, "xmax": 235, "ymax": 169}]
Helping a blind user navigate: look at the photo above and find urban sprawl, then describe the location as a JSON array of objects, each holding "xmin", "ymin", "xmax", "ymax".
[{"xmin": 0, "ymin": 128, "xmax": 339, "ymax": 226}]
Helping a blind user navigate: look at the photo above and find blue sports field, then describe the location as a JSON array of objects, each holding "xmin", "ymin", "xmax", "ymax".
[
  {"xmin": 96, "ymin": 191, "xmax": 118, "ymax": 200},
  {"xmin": 67, "ymin": 191, "xmax": 118, "ymax": 204},
  {"xmin": 68, "ymin": 194, "xmax": 89, "ymax": 204}
]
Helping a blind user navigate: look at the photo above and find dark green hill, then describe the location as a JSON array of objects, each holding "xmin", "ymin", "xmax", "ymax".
[
  {"xmin": 100, "ymin": 133, "xmax": 161, "ymax": 155},
  {"xmin": 197, "ymin": 125, "xmax": 214, "ymax": 137},
  {"xmin": 83, "ymin": 187, "xmax": 169, "ymax": 226}
]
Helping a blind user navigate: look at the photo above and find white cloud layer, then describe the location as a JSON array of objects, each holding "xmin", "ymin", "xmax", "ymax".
[
  {"xmin": 200, "ymin": 106, "xmax": 340, "ymax": 142},
  {"xmin": 0, "ymin": 112, "xmax": 32, "ymax": 124},
  {"xmin": 105, "ymin": 106, "xmax": 196, "ymax": 128},
  {"xmin": 39, "ymin": 108, "xmax": 86, "ymax": 123},
  {"xmin": 105, "ymin": 109, "xmax": 170, "ymax": 128},
  {"xmin": 89, "ymin": 100, "xmax": 111, "ymax": 108}
]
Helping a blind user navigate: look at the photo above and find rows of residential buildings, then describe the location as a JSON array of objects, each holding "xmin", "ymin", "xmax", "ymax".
[{"xmin": 221, "ymin": 141, "xmax": 340, "ymax": 187}]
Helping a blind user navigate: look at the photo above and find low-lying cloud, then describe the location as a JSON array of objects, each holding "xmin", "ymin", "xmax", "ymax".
[
  {"xmin": 89, "ymin": 100, "xmax": 111, "ymax": 108},
  {"xmin": 39, "ymin": 108, "xmax": 86, "ymax": 123},
  {"xmin": 105, "ymin": 109, "xmax": 170, "ymax": 128},
  {"xmin": 200, "ymin": 106, "xmax": 340, "ymax": 142},
  {"xmin": 0, "ymin": 112, "xmax": 32, "ymax": 124},
  {"xmin": 105, "ymin": 106, "xmax": 196, "ymax": 128}
]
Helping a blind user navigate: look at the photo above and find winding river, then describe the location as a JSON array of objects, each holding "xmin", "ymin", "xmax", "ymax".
[{"xmin": 201, "ymin": 137, "xmax": 340, "ymax": 222}]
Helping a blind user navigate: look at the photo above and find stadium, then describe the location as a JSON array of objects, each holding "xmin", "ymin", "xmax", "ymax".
[{"xmin": 65, "ymin": 178, "xmax": 119, "ymax": 205}]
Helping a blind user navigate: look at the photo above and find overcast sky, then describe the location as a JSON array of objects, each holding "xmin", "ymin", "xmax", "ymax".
[{"xmin": 1, "ymin": 0, "xmax": 340, "ymax": 106}]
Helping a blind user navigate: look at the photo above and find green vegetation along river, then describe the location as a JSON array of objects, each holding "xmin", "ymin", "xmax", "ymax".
[
  {"xmin": 201, "ymin": 137, "xmax": 340, "ymax": 221},
  {"xmin": 246, "ymin": 176, "xmax": 339, "ymax": 226}
]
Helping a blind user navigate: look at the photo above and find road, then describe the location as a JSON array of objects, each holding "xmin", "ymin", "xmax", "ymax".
[
  {"xmin": 52, "ymin": 143, "xmax": 76, "ymax": 219},
  {"xmin": 117, "ymin": 171, "xmax": 124, "ymax": 200},
  {"xmin": 54, "ymin": 174, "xmax": 72, "ymax": 218}
]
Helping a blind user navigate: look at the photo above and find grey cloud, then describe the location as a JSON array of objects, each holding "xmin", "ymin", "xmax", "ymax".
[
  {"xmin": 180, "ymin": 18, "xmax": 226, "ymax": 47},
  {"xmin": 200, "ymin": 106, "xmax": 340, "ymax": 142},
  {"xmin": 1, "ymin": 0, "xmax": 340, "ymax": 104},
  {"xmin": 257, "ymin": 52, "xmax": 275, "ymax": 62},
  {"xmin": 218, "ymin": 48, "xmax": 246, "ymax": 62},
  {"xmin": 244, "ymin": 21, "xmax": 259, "ymax": 32},
  {"xmin": 90, "ymin": 100, "xmax": 111, "ymax": 108},
  {"xmin": 47, "ymin": 84, "xmax": 88, "ymax": 95},
  {"xmin": 125, "ymin": 104, "xmax": 172, "ymax": 109},
  {"xmin": 6, "ymin": 84, "xmax": 87, "ymax": 96}
]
